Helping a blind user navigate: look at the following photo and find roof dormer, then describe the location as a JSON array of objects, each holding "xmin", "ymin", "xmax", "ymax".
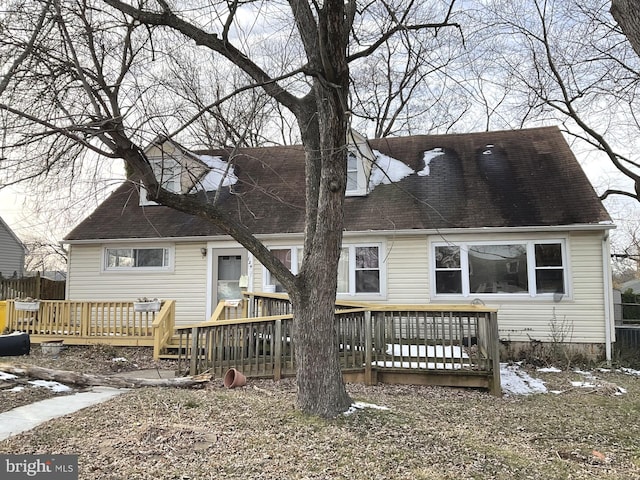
[
  {"xmin": 139, "ymin": 138, "xmax": 230, "ymax": 206},
  {"xmin": 346, "ymin": 130, "xmax": 375, "ymax": 197}
]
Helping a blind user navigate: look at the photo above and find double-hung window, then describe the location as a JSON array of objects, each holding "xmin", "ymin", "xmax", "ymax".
[
  {"xmin": 264, "ymin": 247, "xmax": 302, "ymax": 292},
  {"xmin": 263, "ymin": 243, "xmax": 384, "ymax": 296},
  {"xmin": 432, "ymin": 240, "xmax": 566, "ymax": 298},
  {"xmin": 337, "ymin": 244, "xmax": 383, "ymax": 296},
  {"xmin": 104, "ymin": 247, "xmax": 172, "ymax": 271}
]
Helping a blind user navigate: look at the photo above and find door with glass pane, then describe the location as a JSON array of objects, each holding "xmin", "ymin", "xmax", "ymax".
[{"xmin": 213, "ymin": 249, "xmax": 247, "ymax": 305}]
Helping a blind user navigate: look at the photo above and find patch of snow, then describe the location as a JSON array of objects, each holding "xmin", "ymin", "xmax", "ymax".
[
  {"xmin": 570, "ymin": 381, "xmax": 597, "ymax": 388},
  {"xmin": 574, "ymin": 369, "xmax": 592, "ymax": 376},
  {"xmin": 550, "ymin": 390, "xmax": 564, "ymax": 395},
  {"xmin": 373, "ymin": 360, "xmax": 463, "ymax": 370},
  {"xmin": 537, "ymin": 367, "xmax": 562, "ymax": 373},
  {"xmin": 28, "ymin": 380, "xmax": 72, "ymax": 393},
  {"xmin": 621, "ymin": 367, "xmax": 640, "ymax": 377},
  {"xmin": 112, "ymin": 357, "xmax": 128, "ymax": 363},
  {"xmin": 417, "ymin": 148, "xmax": 444, "ymax": 176},
  {"xmin": 0, "ymin": 372, "xmax": 17, "ymax": 381},
  {"xmin": 386, "ymin": 344, "xmax": 468, "ymax": 359},
  {"xmin": 615, "ymin": 387, "xmax": 628, "ymax": 395},
  {"xmin": 369, "ymin": 150, "xmax": 415, "ymax": 189},
  {"xmin": 8, "ymin": 386, "xmax": 24, "ymax": 392},
  {"xmin": 344, "ymin": 402, "xmax": 390, "ymax": 416},
  {"xmin": 1, "ymin": 331, "xmax": 28, "ymax": 337},
  {"xmin": 191, "ymin": 154, "xmax": 238, "ymax": 192},
  {"xmin": 597, "ymin": 368, "xmax": 612, "ymax": 373},
  {"xmin": 500, "ymin": 363, "xmax": 547, "ymax": 396}
]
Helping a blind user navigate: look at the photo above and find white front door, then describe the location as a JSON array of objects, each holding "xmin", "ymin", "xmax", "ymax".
[{"xmin": 212, "ymin": 248, "xmax": 247, "ymax": 306}]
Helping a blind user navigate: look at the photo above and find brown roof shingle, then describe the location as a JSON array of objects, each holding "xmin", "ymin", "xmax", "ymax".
[{"xmin": 64, "ymin": 126, "xmax": 611, "ymax": 241}]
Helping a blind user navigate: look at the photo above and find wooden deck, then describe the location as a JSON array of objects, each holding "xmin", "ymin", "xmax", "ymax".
[
  {"xmin": 3, "ymin": 294, "xmax": 501, "ymax": 394},
  {"xmin": 4, "ymin": 299, "xmax": 175, "ymax": 359},
  {"xmin": 177, "ymin": 294, "xmax": 501, "ymax": 394}
]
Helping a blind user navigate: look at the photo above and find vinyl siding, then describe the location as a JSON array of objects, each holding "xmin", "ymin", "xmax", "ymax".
[
  {"xmin": 423, "ymin": 231, "xmax": 608, "ymax": 344},
  {"xmin": 67, "ymin": 229, "xmax": 610, "ymax": 341},
  {"xmin": 67, "ymin": 243, "xmax": 209, "ymax": 324},
  {"xmin": 0, "ymin": 222, "xmax": 24, "ymax": 276}
]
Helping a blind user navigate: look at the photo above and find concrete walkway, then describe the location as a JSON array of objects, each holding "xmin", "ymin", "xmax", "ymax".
[
  {"xmin": 0, "ymin": 386, "xmax": 127, "ymax": 441},
  {"xmin": 0, "ymin": 369, "xmax": 178, "ymax": 441}
]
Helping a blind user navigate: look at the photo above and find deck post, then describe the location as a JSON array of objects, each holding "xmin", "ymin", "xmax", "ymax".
[
  {"xmin": 274, "ymin": 319, "xmax": 282, "ymax": 380},
  {"xmin": 364, "ymin": 310, "xmax": 374, "ymax": 385},
  {"xmin": 488, "ymin": 311, "xmax": 501, "ymax": 396},
  {"xmin": 190, "ymin": 326, "xmax": 199, "ymax": 376}
]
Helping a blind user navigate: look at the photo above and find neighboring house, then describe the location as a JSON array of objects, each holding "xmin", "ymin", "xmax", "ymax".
[
  {"xmin": 0, "ymin": 215, "xmax": 25, "ymax": 278},
  {"xmin": 620, "ymin": 278, "xmax": 640, "ymax": 294},
  {"xmin": 63, "ymin": 126, "xmax": 616, "ymax": 360}
]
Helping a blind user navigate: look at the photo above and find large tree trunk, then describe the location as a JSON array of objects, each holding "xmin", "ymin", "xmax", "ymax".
[
  {"xmin": 611, "ymin": 0, "xmax": 640, "ymax": 58},
  {"xmin": 288, "ymin": 0, "xmax": 353, "ymax": 417}
]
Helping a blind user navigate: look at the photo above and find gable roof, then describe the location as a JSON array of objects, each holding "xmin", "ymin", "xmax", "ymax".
[
  {"xmin": 0, "ymin": 215, "xmax": 26, "ymax": 251},
  {"xmin": 64, "ymin": 126, "xmax": 611, "ymax": 241}
]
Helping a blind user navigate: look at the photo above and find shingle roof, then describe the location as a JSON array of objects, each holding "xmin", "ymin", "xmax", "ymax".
[{"xmin": 64, "ymin": 126, "xmax": 611, "ymax": 241}]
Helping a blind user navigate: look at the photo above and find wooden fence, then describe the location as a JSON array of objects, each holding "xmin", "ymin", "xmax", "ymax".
[
  {"xmin": 177, "ymin": 299, "xmax": 501, "ymax": 394},
  {"xmin": 0, "ymin": 272, "xmax": 65, "ymax": 300}
]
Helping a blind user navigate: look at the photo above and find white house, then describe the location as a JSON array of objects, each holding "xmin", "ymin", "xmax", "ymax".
[{"xmin": 63, "ymin": 127, "xmax": 616, "ymax": 360}]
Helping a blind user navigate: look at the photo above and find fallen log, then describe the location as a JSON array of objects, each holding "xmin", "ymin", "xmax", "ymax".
[{"xmin": 0, "ymin": 363, "xmax": 212, "ymax": 389}]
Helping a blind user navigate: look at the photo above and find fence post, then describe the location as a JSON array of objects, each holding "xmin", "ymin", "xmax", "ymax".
[
  {"xmin": 190, "ymin": 327, "xmax": 199, "ymax": 375},
  {"xmin": 364, "ymin": 310, "xmax": 374, "ymax": 385},
  {"xmin": 35, "ymin": 272, "xmax": 41, "ymax": 299},
  {"xmin": 274, "ymin": 319, "xmax": 282, "ymax": 380},
  {"xmin": 488, "ymin": 311, "xmax": 501, "ymax": 396}
]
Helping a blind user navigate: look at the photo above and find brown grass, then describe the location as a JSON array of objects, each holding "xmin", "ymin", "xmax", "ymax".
[{"xmin": 1, "ymin": 346, "xmax": 639, "ymax": 479}]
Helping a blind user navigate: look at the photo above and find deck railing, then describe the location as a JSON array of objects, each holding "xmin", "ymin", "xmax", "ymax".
[
  {"xmin": 179, "ymin": 298, "xmax": 500, "ymax": 394},
  {"xmin": 6, "ymin": 300, "xmax": 176, "ymax": 351}
]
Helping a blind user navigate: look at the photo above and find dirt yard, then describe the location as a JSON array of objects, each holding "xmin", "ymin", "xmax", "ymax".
[{"xmin": 1, "ymin": 345, "xmax": 639, "ymax": 479}]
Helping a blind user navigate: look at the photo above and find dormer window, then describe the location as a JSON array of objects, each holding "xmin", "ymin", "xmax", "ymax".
[
  {"xmin": 140, "ymin": 157, "xmax": 181, "ymax": 206},
  {"xmin": 346, "ymin": 150, "xmax": 368, "ymax": 196}
]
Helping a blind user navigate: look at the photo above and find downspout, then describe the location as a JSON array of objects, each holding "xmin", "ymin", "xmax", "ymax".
[{"xmin": 602, "ymin": 232, "xmax": 613, "ymax": 364}]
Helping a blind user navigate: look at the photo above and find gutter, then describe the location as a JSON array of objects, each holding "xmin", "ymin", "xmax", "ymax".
[{"xmin": 602, "ymin": 232, "xmax": 613, "ymax": 364}]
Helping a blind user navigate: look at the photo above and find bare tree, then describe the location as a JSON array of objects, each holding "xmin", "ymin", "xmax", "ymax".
[
  {"xmin": 611, "ymin": 0, "xmax": 640, "ymax": 58},
  {"xmin": 469, "ymin": 0, "xmax": 640, "ymax": 201},
  {"xmin": 0, "ymin": 0, "xmax": 458, "ymax": 417}
]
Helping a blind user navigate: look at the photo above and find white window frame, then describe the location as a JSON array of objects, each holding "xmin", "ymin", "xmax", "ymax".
[
  {"xmin": 140, "ymin": 157, "xmax": 181, "ymax": 206},
  {"xmin": 102, "ymin": 246, "xmax": 174, "ymax": 273},
  {"xmin": 345, "ymin": 150, "xmax": 367, "ymax": 197},
  {"xmin": 337, "ymin": 243, "xmax": 386, "ymax": 298},
  {"xmin": 261, "ymin": 242, "xmax": 386, "ymax": 298},
  {"xmin": 431, "ymin": 239, "xmax": 568, "ymax": 300},
  {"xmin": 262, "ymin": 247, "xmax": 302, "ymax": 292}
]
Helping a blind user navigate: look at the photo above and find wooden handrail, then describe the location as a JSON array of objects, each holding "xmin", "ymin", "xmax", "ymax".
[{"xmin": 152, "ymin": 300, "xmax": 176, "ymax": 360}]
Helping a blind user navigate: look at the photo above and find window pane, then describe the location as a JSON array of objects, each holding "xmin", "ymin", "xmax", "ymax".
[
  {"xmin": 347, "ymin": 153, "xmax": 357, "ymax": 170},
  {"xmin": 468, "ymin": 244, "xmax": 527, "ymax": 294},
  {"xmin": 337, "ymin": 248, "xmax": 349, "ymax": 293},
  {"xmin": 356, "ymin": 270, "xmax": 379, "ymax": 293},
  {"xmin": 271, "ymin": 249, "xmax": 291, "ymax": 269},
  {"xmin": 356, "ymin": 247, "xmax": 378, "ymax": 269},
  {"xmin": 436, "ymin": 271, "xmax": 462, "ymax": 294},
  {"xmin": 535, "ymin": 244, "xmax": 562, "ymax": 267},
  {"xmin": 269, "ymin": 249, "xmax": 292, "ymax": 292},
  {"xmin": 135, "ymin": 248, "xmax": 165, "ymax": 267},
  {"xmin": 435, "ymin": 246, "xmax": 460, "ymax": 268},
  {"xmin": 107, "ymin": 249, "xmax": 133, "ymax": 268},
  {"xmin": 536, "ymin": 270, "xmax": 564, "ymax": 293}
]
